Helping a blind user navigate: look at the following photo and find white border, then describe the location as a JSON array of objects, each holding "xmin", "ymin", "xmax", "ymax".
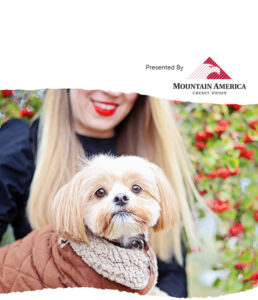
[
  {"xmin": 0, "ymin": 287, "xmax": 257, "ymax": 300},
  {"xmin": 0, "ymin": 0, "xmax": 257, "ymax": 104}
]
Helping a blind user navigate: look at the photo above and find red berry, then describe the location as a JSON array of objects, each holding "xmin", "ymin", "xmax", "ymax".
[
  {"xmin": 234, "ymin": 262, "xmax": 249, "ymax": 269},
  {"xmin": 20, "ymin": 108, "xmax": 34, "ymax": 118},
  {"xmin": 228, "ymin": 223, "xmax": 244, "ymax": 236},
  {"xmin": 207, "ymin": 170, "xmax": 218, "ymax": 179},
  {"xmin": 216, "ymin": 167, "xmax": 231, "ymax": 179},
  {"xmin": 251, "ymin": 280, "xmax": 258, "ymax": 286},
  {"xmin": 230, "ymin": 167, "xmax": 241, "ymax": 176},
  {"xmin": 205, "ymin": 128, "xmax": 214, "ymax": 139},
  {"xmin": 248, "ymin": 120, "xmax": 258, "ymax": 130},
  {"xmin": 234, "ymin": 200, "xmax": 242, "ymax": 210},
  {"xmin": 226, "ymin": 104, "xmax": 242, "ymax": 111},
  {"xmin": 195, "ymin": 131, "xmax": 207, "ymax": 142},
  {"xmin": 244, "ymin": 271, "xmax": 258, "ymax": 285},
  {"xmin": 199, "ymin": 190, "xmax": 207, "ymax": 196},
  {"xmin": 251, "ymin": 271, "xmax": 258, "ymax": 281},
  {"xmin": 243, "ymin": 133, "xmax": 254, "ymax": 143},
  {"xmin": 207, "ymin": 199, "xmax": 232, "ymax": 213},
  {"xmin": 2, "ymin": 90, "xmax": 15, "ymax": 98},
  {"xmin": 215, "ymin": 120, "xmax": 230, "ymax": 134},
  {"xmin": 253, "ymin": 210, "xmax": 258, "ymax": 222},
  {"xmin": 194, "ymin": 141, "xmax": 206, "ymax": 150},
  {"xmin": 20, "ymin": 109, "xmax": 27, "ymax": 117},
  {"xmin": 239, "ymin": 149, "xmax": 254, "ymax": 161},
  {"xmin": 234, "ymin": 143, "xmax": 246, "ymax": 151},
  {"xmin": 219, "ymin": 120, "xmax": 230, "ymax": 126},
  {"xmin": 172, "ymin": 100, "xmax": 183, "ymax": 104}
]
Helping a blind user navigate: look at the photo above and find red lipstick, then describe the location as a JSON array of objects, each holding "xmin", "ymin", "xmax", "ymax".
[{"xmin": 91, "ymin": 100, "xmax": 118, "ymax": 117}]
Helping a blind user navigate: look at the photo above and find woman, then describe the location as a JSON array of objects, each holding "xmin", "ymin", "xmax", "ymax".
[{"xmin": 0, "ymin": 89, "xmax": 205, "ymax": 297}]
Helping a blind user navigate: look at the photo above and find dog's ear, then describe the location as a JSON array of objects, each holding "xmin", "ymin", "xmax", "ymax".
[
  {"xmin": 149, "ymin": 163, "xmax": 180, "ymax": 231},
  {"xmin": 50, "ymin": 171, "xmax": 89, "ymax": 243}
]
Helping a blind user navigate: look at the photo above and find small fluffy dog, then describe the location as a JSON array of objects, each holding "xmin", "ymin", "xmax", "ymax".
[
  {"xmin": 0, "ymin": 154, "xmax": 179, "ymax": 295},
  {"xmin": 51, "ymin": 154, "xmax": 179, "ymax": 248},
  {"xmin": 51, "ymin": 154, "xmax": 179, "ymax": 295}
]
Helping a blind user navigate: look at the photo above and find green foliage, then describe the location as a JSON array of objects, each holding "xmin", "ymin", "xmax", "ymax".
[
  {"xmin": 0, "ymin": 89, "xmax": 45, "ymax": 126},
  {"xmin": 172, "ymin": 101, "xmax": 258, "ymax": 292}
]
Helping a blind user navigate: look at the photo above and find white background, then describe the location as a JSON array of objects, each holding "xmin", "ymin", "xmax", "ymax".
[{"xmin": 0, "ymin": 0, "xmax": 257, "ymax": 104}]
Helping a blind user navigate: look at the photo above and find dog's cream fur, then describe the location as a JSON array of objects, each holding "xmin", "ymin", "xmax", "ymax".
[
  {"xmin": 50, "ymin": 154, "xmax": 180, "ymax": 296},
  {"xmin": 50, "ymin": 154, "xmax": 179, "ymax": 247}
]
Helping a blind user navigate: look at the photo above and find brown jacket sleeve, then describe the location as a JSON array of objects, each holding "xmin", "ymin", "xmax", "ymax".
[{"xmin": 0, "ymin": 226, "xmax": 157, "ymax": 294}]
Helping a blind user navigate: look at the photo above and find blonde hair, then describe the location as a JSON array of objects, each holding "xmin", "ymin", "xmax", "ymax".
[{"xmin": 27, "ymin": 89, "xmax": 207, "ymax": 264}]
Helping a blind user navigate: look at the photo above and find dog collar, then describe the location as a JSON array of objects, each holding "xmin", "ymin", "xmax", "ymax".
[
  {"xmin": 108, "ymin": 235, "xmax": 154, "ymax": 275},
  {"xmin": 59, "ymin": 233, "xmax": 157, "ymax": 290}
]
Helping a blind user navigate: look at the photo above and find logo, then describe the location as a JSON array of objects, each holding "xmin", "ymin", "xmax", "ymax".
[
  {"xmin": 172, "ymin": 57, "xmax": 246, "ymax": 96},
  {"xmin": 188, "ymin": 57, "xmax": 231, "ymax": 80}
]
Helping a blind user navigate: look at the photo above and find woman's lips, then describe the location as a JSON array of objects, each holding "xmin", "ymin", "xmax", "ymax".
[{"xmin": 91, "ymin": 99, "xmax": 118, "ymax": 116}]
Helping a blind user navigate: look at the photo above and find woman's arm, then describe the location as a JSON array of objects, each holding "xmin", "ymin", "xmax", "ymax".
[
  {"xmin": 0, "ymin": 118, "xmax": 34, "ymax": 241},
  {"xmin": 156, "ymin": 242, "xmax": 188, "ymax": 298}
]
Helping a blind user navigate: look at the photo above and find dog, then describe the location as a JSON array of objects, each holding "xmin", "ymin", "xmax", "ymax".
[{"xmin": 0, "ymin": 154, "xmax": 179, "ymax": 295}]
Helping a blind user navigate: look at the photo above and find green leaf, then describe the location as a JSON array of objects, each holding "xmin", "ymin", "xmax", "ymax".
[
  {"xmin": 213, "ymin": 278, "xmax": 221, "ymax": 287},
  {"xmin": 226, "ymin": 279, "xmax": 243, "ymax": 292},
  {"xmin": 243, "ymin": 270, "xmax": 253, "ymax": 280},
  {"xmin": 227, "ymin": 157, "xmax": 240, "ymax": 170},
  {"xmin": 221, "ymin": 210, "xmax": 237, "ymax": 220},
  {"xmin": 239, "ymin": 251, "xmax": 253, "ymax": 263},
  {"xmin": 241, "ymin": 214, "xmax": 255, "ymax": 229},
  {"xmin": 203, "ymin": 155, "xmax": 218, "ymax": 168},
  {"xmin": 241, "ymin": 198, "xmax": 254, "ymax": 210}
]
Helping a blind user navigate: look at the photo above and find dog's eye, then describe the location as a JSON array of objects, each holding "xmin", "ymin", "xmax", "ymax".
[
  {"xmin": 132, "ymin": 184, "xmax": 142, "ymax": 194},
  {"xmin": 95, "ymin": 188, "xmax": 106, "ymax": 198}
]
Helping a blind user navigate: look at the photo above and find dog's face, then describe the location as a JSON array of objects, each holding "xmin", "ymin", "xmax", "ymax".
[
  {"xmin": 83, "ymin": 155, "xmax": 162, "ymax": 240},
  {"xmin": 51, "ymin": 155, "xmax": 179, "ymax": 243}
]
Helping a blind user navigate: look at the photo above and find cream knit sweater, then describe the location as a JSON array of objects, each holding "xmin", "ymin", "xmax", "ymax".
[{"xmin": 59, "ymin": 231, "xmax": 157, "ymax": 291}]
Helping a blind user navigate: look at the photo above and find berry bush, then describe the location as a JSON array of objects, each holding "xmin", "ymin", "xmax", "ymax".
[
  {"xmin": 172, "ymin": 101, "xmax": 258, "ymax": 293},
  {"xmin": 0, "ymin": 89, "xmax": 44, "ymax": 126}
]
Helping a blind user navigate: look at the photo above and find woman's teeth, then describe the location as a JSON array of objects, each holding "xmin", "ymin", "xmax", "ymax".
[
  {"xmin": 91, "ymin": 99, "xmax": 118, "ymax": 116},
  {"xmin": 94, "ymin": 101, "xmax": 117, "ymax": 110}
]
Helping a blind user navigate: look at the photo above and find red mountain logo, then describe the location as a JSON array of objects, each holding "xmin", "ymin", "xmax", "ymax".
[{"xmin": 188, "ymin": 57, "xmax": 231, "ymax": 79}]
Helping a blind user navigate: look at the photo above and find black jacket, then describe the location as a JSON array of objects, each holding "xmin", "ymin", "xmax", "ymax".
[{"xmin": 0, "ymin": 118, "xmax": 188, "ymax": 297}]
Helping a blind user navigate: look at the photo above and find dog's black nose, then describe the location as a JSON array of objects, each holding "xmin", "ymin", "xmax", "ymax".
[{"xmin": 113, "ymin": 193, "xmax": 129, "ymax": 206}]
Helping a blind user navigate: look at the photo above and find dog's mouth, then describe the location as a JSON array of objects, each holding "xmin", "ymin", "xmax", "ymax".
[
  {"xmin": 100, "ymin": 209, "xmax": 149, "ymax": 242},
  {"xmin": 111, "ymin": 210, "xmax": 147, "ymax": 225},
  {"xmin": 112, "ymin": 211, "xmax": 132, "ymax": 218}
]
